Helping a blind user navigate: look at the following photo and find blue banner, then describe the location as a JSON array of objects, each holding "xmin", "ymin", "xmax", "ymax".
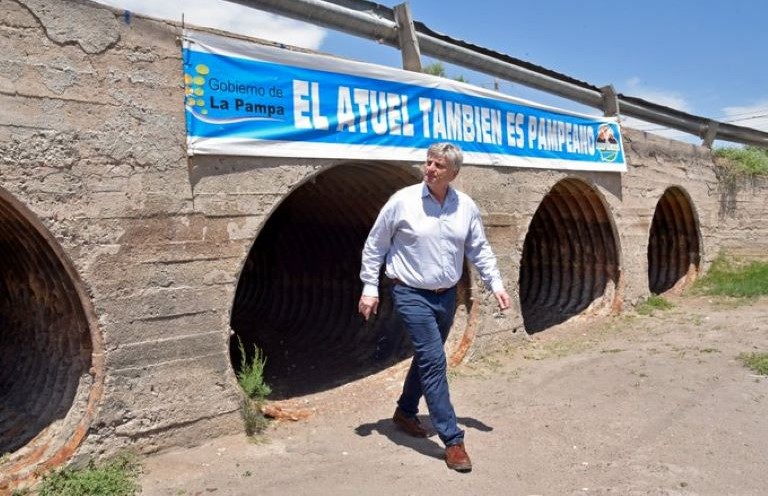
[{"xmin": 183, "ymin": 31, "xmax": 625, "ymax": 172}]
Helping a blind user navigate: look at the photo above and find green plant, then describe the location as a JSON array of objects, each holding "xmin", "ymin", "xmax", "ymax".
[
  {"xmin": 635, "ymin": 294, "xmax": 674, "ymax": 315},
  {"xmin": 37, "ymin": 454, "xmax": 140, "ymax": 496},
  {"xmin": 235, "ymin": 337, "xmax": 272, "ymax": 436},
  {"xmin": 737, "ymin": 352, "xmax": 768, "ymax": 375},
  {"xmin": 714, "ymin": 146, "xmax": 768, "ymax": 176},
  {"xmin": 242, "ymin": 398, "xmax": 269, "ymax": 436},
  {"xmin": 692, "ymin": 255, "xmax": 768, "ymax": 297},
  {"xmin": 236, "ymin": 337, "xmax": 271, "ymax": 401},
  {"xmin": 423, "ymin": 61, "xmax": 469, "ymax": 83}
]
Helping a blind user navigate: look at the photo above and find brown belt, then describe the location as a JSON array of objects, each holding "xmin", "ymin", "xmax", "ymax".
[{"xmin": 390, "ymin": 278, "xmax": 449, "ymax": 294}]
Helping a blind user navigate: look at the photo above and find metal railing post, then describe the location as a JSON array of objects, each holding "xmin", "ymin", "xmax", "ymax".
[
  {"xmin": 600, "ymin": 85, "xmax": 619, "ymax": 118},
  {"xmin": 702, "ymin": 120, "xmax": 720, "ymax": 148},
  {"xmin": 393, "ymin": 3, "xmax": 422, "ymax": 72}
]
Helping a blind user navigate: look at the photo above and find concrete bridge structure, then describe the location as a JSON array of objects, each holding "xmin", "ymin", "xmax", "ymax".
[{"xmin": 1, "ymin": 0, "xmax": 767, "ymax": 488}]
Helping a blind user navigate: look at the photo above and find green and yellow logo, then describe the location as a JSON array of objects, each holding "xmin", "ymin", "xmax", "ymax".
[{"xmin": 184, "ymin": 64, "xmax": 209, "ymax": 115}]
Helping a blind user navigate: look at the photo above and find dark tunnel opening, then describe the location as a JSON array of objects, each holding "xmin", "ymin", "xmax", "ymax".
[
  {"xmin": 647, "ymin": 187, "xmax": 701, "ymax": 294},
  {"xmin": 230, "ymin": 163, "xmax": 474, "ymax": 400},
  {"xmin": 0, "ymin": 189, "xmax": 94, "ymax": 457},
  {"xmin": 519, "ymin": 178, "xmax": 620, "ymax": 333}
]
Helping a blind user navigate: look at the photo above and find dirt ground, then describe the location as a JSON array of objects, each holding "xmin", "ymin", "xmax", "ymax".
[{"xmin": 139, "ymin": 295, "xmax": 768, "ymax": 496}]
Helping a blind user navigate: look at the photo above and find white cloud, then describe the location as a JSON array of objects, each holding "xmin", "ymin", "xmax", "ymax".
[
  {"xmin": 721, "ymin": 99, "xmax": 768, "ymax": 132},
  {"xmin": 618, "ymin": 77, "xmax": 698, "ymax": 142},
  {"xmin": 620, "ymin": 115, "xmax": 696, "ymax": 143},
  {"xmin": 93, "ymin": 0, "xmax": 327, "ymax": 50},
  {"xmin": 623, "ymin": 77, "xmax": 692, "ymax": 113}
]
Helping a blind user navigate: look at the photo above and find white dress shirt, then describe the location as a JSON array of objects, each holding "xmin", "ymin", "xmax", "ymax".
[{"xmin": 360, "ymin": 182, "xmax": 505, "ymax": 297}]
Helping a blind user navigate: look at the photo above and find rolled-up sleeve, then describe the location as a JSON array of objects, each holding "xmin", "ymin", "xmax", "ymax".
[
  {"xmin": 360, "ymin": 198, "xmax": 396, "ymax": 298},
  {"xmin": 464, "ymin": 205, "xmax": 505, "ymax": 293}
]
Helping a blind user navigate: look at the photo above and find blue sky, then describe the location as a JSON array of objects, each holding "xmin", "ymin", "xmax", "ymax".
[{"xmin": 94, "ymin": 0, "xmax": 768, "ymax": 144}]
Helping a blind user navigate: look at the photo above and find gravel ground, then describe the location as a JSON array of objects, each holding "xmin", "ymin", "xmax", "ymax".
[{"xmin": 140, "ymin": 295, "xmax": 768, "ymax": 496}]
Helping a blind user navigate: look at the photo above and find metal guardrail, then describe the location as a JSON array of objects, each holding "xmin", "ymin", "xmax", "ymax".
[{"xmin": 226, "ymin": 0, "xmax": 768, "ymax": 148}]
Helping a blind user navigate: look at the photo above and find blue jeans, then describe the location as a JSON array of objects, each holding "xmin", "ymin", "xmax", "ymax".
[{"xmin": 392, "ymin": 284, "xmax": 464, "ymax": 447}]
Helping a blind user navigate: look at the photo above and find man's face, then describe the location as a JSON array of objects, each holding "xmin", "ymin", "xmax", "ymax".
[{"xmin": 423, "ymin": 153, "xmax": 458, "ymax": 189}]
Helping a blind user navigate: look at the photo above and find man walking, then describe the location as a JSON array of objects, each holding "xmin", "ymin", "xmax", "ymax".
[{"xmin": 358, "ymin": 142, "xmax": 510, "ymax": 472}]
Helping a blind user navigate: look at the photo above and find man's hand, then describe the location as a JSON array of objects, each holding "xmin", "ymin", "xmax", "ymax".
[
  {"xmin": 358, "ymin": 295, "xmax": 379, "ymax": 321},
  {"xmin": 494, "ymin": 290, "xmax": 511, "ymax": 311}
]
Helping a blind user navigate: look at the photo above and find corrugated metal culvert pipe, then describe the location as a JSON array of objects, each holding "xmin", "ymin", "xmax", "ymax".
[
  {"xmin": 519, "ymin": 178, "xmax": 620, "ymax": 333},
  {"xmin": 647, "ymin": 187, "xmax": 701, "ymax": 294},
  {"xmin": 0, "ymin": 188, "xmax": 101, "ymax": 485},
  {"xmin": 230, "ymin": 163, "xmax": 476, "ymax": 399}
]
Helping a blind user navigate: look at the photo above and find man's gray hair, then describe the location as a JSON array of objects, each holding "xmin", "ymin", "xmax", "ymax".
[{"xmin": 427, "ymin": 142, "xmax": 463, "ymax": 171}]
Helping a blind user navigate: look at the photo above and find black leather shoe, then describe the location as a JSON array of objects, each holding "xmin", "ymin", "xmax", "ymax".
[{"xmin": 392, "ymin": 408, "xmax": 428, "ymax": 438}]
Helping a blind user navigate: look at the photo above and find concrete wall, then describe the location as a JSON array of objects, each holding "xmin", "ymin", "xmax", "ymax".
[
  {"xmin": 711, "ymin": 164, "xmax": 768, "ymax": 259},
  {"xmin": 1, "ymin": 0, "xmax": 767, "ymax": 485},
  {"xmin": 0, "ymin": 0, "xmax": 240, "ymax": 484}
]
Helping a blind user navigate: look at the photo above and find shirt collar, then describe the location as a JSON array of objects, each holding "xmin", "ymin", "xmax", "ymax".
[
  {"xmin": 420, "ymin": 182, "xmax": 458, "ymax": 205},
  {"xmin": 420, "ymin": 182, "xmax": 431, "ymax": 199}
]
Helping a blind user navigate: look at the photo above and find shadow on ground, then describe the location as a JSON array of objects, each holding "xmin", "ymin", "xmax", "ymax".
[{"xmin": 354, "ymin": 415, "xmax": 493, "ymax": 460}]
